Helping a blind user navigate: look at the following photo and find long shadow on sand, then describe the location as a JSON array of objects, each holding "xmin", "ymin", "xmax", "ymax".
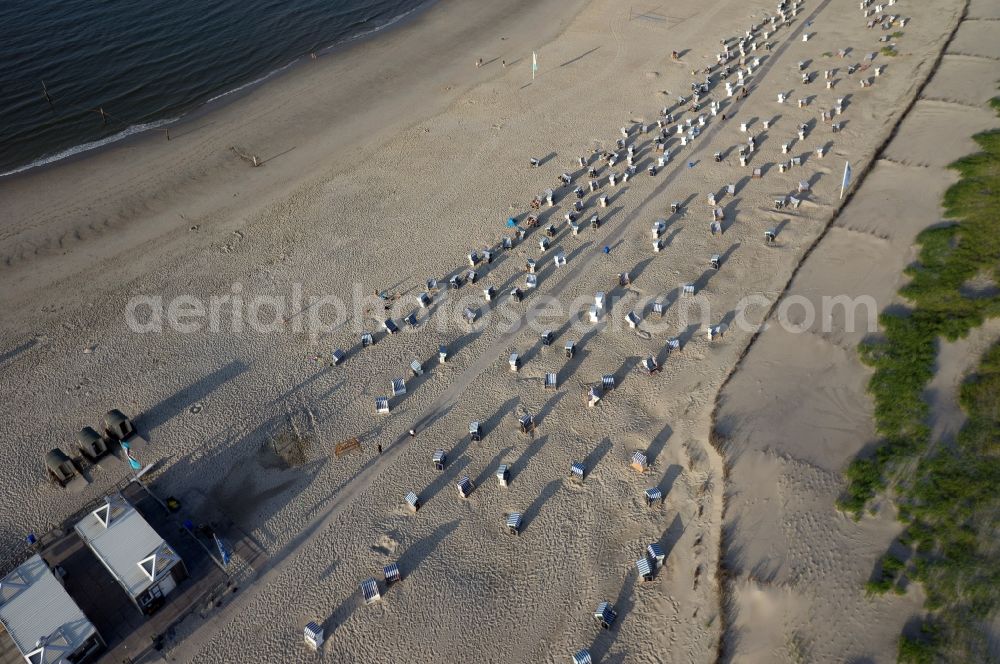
[
  {"xmin": 512, "ymin": 434, "xmax": 548, "ymax": 481},
  {"xmin": 560, "ymin": 46, "xmax": 601, "ymax": 68},
  {"xmin": 657, "ymin": 463, "xmax": 684, "ymax": 500},
  {"xmin": 536, "ymin": 391, "xmax": 566, "ymax": 428},
  {"xmin": 646, "ymin": 422, "xmax": 673, "ymax": 466},
  {"xmin": 658, "ymin": 512, "xmax": 685, "ymax": 561},
  {"xmin": 420, "ymin": 453, "xmax": 472, "ymax": 503},
  {"xmin": 522, "ymin": 478, "xmax": 562, "ymax": 532},
  {"xmin": 482, "ymin": 396, "xmax": 522, "ymax": 441},
  {"xmin": 582, "ymin": 437, "xmax": 613, "ymax": 476},
  {"xmin": 137, "ymin": 359, "xmax": 250, "ymax": 432},
  {"xmin": 0, "ymin": 338, "xmax": 37, "ymax": 369},
  {"xmin": 472, "ymin": 446, "xmax": 514, "ymax": 490},
  {"xmin": 590, "ymin": 568, "xmax": 637, "ymax": 661},
  {"xmin": 397, "ymin": 520, "xmax": 461, "ymax": 582},
  {"xmin": 324, "ymin": 520, "xmax": 460, "ymax": 636}
]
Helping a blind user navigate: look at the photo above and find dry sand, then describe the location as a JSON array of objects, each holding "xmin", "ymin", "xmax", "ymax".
[
  {"xmin": 714, "ymin": 1, "xmax": 1000, "ymax": 661},
  {"xmin": 0, "ymin": 0, "xmax": 985, "ymax": 661}
]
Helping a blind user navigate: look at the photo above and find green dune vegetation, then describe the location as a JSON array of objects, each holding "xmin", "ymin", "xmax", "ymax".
[{"xmin": 840, "ymin": 95, "xmax": 1000, "ymax": 662}]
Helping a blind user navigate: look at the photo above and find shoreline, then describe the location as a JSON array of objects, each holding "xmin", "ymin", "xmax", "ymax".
[
  {"xmin": 0, "ymin": 0, "xmax": 438, "ymax": 180},
  {"xmin": 0, "ymin": 0, "xmax": 591, "ymax": 318}
]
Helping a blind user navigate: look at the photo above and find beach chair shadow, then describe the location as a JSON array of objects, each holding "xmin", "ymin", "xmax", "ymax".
[
  {"xmin": 473, "ymin": 447, "xmax": 513, "ymax": 489},
  {"xmin": 522, "ymin": 478, "xmax": 561, "ymax": 532},
  {"xmin": 678, "ymin": 323, "xmax": 701, "ymax": 348},
  {"xmin": 734, "ymin": 175, "xmax": 751, "ymax": 195},
  {"xmin": 589, "ymin": 568, "xmax": 637, "ymax": 660},
  {"xmin": 721, "ymin": 198, "xmax": 741, "ymax": 233},
  {"xmin": 536, "ymin": 391, "xmax": 566, "ymax": 428},
  {"xmin": 512, "ymin": 434, "xmax": 548, "ymax": 480},
  {"xmin": 394, "ymin": 520, "xmax": 460, "ymax": 584},
  {"xmin": 583, "ymin": 437, "xmax": 613, "ymax": 475},
  {"xmin": 420, "ymin": 456, "xmax": 471, "ymax": 502},
  {"xmin": 658, "ymin": 512, "xmax": 686, "ymax": 561},
  {"xmin": 484, "ymin": 396, "xmax": 522, "ymax": 440},
  {"xmin": 612, "ymin": 356, "xmax": 639, "ymax": 390},
  {"xmin": 647, "ymin": 422, "xmax": 673, "ymax": 465},
  {"xmin": 656, "ymin": 463, "xmax": 683, "ymax": 500}
]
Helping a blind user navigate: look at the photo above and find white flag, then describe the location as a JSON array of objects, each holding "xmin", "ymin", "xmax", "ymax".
[
  {"xmin": 840, "ymin": 161, "xmax": 852, "ymax": 199},
  {"xmin": 532, "ymin": 51, "xmax": 538, "ymax": 79}
]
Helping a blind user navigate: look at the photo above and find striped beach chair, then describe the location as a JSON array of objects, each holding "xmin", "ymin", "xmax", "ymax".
[
  {"xmin": 637, "ymin": 556, "xmax": 655, "ymax": 582},
  {"xmin": 304, "ymin": 622, "xmax": 324, "ymax": 650},
  {"xmin": 647, "ymin": 543, "xmax": 666, "ymax": 569},
  {"xmin": 432, "ymin": 450, "xmax": 446, "ymax": 471},
  {"xmin": 456, "ymin": 476, "xmax": 474, "ymax": 498},
  {"xmin": 506, "ymin": 512, "xmax": 522, "ymax": 535},
  {"xmin": 594, "ymin": 601, "xmax": 617, "ymax": 629},
  {"xmin": 361, "ymin": 577, "xmax": 381, "ymax": 604}
]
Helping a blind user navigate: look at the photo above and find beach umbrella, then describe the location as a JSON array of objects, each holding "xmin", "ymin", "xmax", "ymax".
[{"xmin": 507, "ymin": 217, "xmax": 517, "ymax": 227}]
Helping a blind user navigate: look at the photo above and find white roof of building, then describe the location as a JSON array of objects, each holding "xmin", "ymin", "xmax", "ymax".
[
  {"xmin": 74, "ymin": 493, "xmax": 181, "ymax": 599},
  {"xmin": 0, "ymin": 554, "xmax": 97, "ymax": 664}
]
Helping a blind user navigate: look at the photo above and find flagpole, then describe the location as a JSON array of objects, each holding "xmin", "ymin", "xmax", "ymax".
[{"xmin": 840, "ymin": 160, "xmax": 852, "ymax": 200}]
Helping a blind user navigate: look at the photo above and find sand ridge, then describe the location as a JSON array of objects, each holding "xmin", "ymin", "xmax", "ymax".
[{"xmin": 714, "ymin": 1, "xmax": 1000, "ymax": 661}]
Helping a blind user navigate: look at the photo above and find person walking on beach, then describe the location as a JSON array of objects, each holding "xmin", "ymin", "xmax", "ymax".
[
  {"xmin": 408, "ymin": 428, "xmax": 416, "ymax": 438},
  {"xmin": 377, "ymin": 443, "xmax": 382, "ymax": 455},
  {"xmin": 476, "ymin": 58, "xmax": 483, "ymax": 68},
  {"xmin": 502, "ymin": 59, "xmax": 506, "ymax": 68}
]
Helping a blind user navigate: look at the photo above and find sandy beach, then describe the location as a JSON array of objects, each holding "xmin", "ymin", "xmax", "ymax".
[
  {"xmin": 0, "ymin": 0, "xmax": 992, "ymax": 661},
  {"xmin": 714, "ymin": 0, "xmax": 1000, "ymax": 661}
]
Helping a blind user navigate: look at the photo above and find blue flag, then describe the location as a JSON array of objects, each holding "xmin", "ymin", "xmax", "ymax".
[{"xmin": 213, "ymin": 533, "xmax": 232, "ymax": 566}]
